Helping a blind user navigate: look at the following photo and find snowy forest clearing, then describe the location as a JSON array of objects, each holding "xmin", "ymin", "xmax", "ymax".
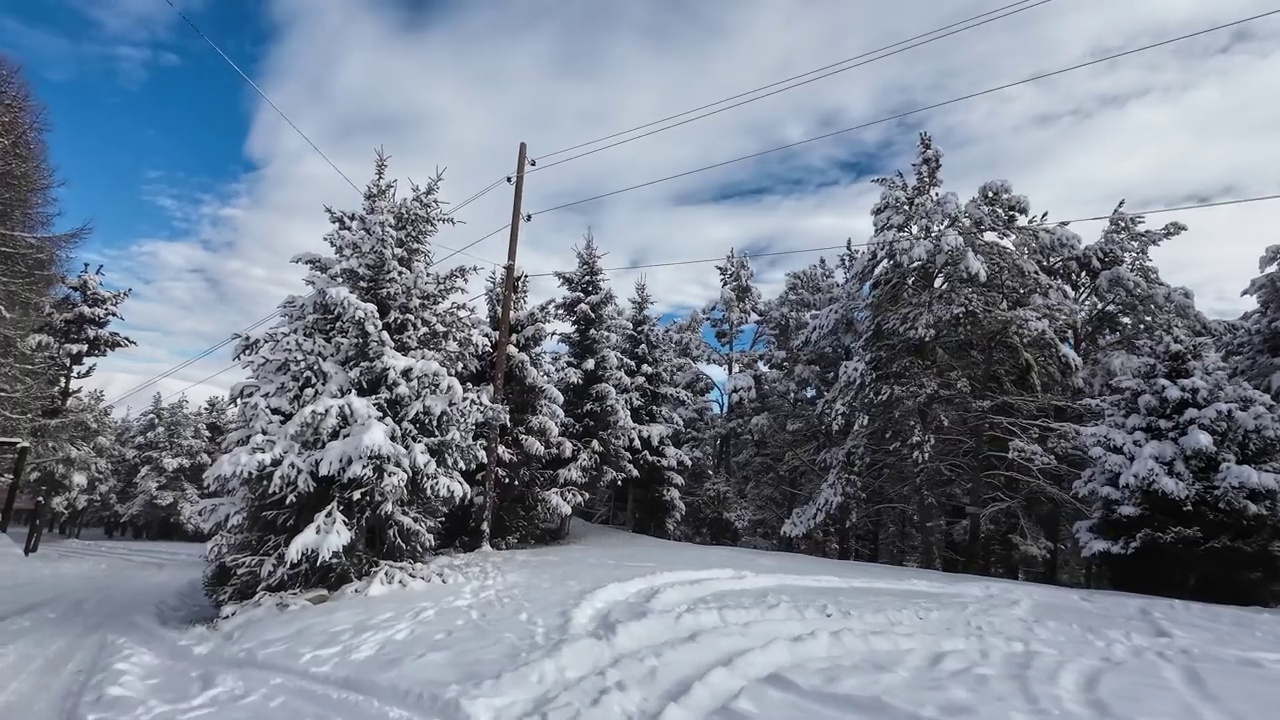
[{"xmin": 3, "ymin": 524, "xmax": 1280, "ymax": 720}]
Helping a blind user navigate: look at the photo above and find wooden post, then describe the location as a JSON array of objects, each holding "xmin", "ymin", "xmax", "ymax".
[
  {"xmin": 477, "ymin": 141, "xmax": 528, "ymax": 550},
  {"xmin": 0, "ymin": 443, "xmax": 29, "ymax": 533}
]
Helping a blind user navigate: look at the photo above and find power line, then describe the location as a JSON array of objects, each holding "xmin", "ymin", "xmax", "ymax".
[
  {"xmin": 126, "ymin": 190, "xmax": 1280, "ymax": 404},
  {"xmin": 105, "ymin": 305, "xmax": 280, "ymax": 407},
  {"xmin": 120, "ymin": 2, "xmax": 513, "ymax": 406},
  {"xmin": 449, "ymin": 177, "xmax": 507, "ymax": 216},
  {"xmin": 432, "ymin": 223, "xmax": 513, "ymax": 267},
  {"xmin": 104, "ymin": 212, "xmax": 507, "ymax": 409},
  {"xmin": 526, "ymin": 191, "xmax": 1280, "ymax": 277},
  {"xmin": 124, "ymin": 7, "xmax": 1279, "ymax": 407},
  {"xmin": 526, "ymin": 8, "xmax": 1280, "ymax": 219},
  {"xmin": 529, "ymin": 0, "xmax": 1053, "ymax": 174},
  {"xmin": 156, "ymin": 290, "xmax": 491, "ymax": 403},
  {"xmin": 436, "ymin": 0, "xmax": 1048, "ymax": 250},
  {"xmin": 162, "ymin": 0, "xmax": 499, "ymax": 268},
  {"xmin": 162, "ymin": 0, "xmax": 360, "ymax": 195}
]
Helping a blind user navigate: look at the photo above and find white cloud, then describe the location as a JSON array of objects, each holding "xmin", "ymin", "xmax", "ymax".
[{"xmin": 89, "ymin": 0, "xmax": 1280, "ymax": 406}]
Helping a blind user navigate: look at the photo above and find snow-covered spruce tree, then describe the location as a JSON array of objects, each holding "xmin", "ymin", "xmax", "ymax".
[
  {"xmin": 197, "ymin": 395, "xmax": 234, "ymax": 454},
  {"xmin": 1226, "ymin": 246, "xmax": 1280, "ymax": 400},
  {"xmin": 39, "ymin": 388, "xmax": 116, "ymax": 537},
  {"xmin": 674, "ymin": 251, "xmax": 769, "ymax": 546},
  {"xmin": 661, "ymin": 310, "xmax": 738, "ymax": 544},
  {"xmin": 123, "ymin": 394, "xmax": 210, "ymax": 539},
  {"xmin": 740, "ymin": 258, "xmax": 843, "ymax": 552},
  {"xmin": 1075, "ymin": 332, "xmax": 1280, "ymax": 606},
  {"xmin": 784, "ymin": 133, "xmax": 976, "ymax": 569},
  {"xmin": 25, "ymin": 263, "xmax": 135, "ymax": 521},
  {"xmin": 622, "ymin": 279, "xmax": 691, "ymax": 538},
  {"xmin": 703, "ymin": 249, "xmax": 766, "ymax": 477},
  {"xmin": 1016, "ymin": 204, "xmax": 1207, "ymax": 584},
  {"xmin": 204, "ymin": 155, "xmax": 487, "ymax": 608},
  {"xmin": 98, "ymin": 409, "xmax": 139, "ymax": 537},
  {"xmin": 447, "ymin": 270, "xmax": 576, "ymax": 549},
  {"xmin": 31, "ymin": 264, "xmax": 135, "ymax": 408},
  {"xmin": 782, "ymin": 134, "xmax": 1082, "ymax": 575},
  {"xmin": 553, "ymin": 233, "xmax": 638, "ymax": 524}
]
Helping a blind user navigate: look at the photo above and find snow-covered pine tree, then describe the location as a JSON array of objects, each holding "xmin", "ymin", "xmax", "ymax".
[
  {"xmin": 740, "ymin": 258, "xmax": 842, "ymax": 551},
  {"xmin": 672, "ymin": 251, "xmax": 769, "ymax": 546},
  {"xmin": 40, "ymin": 388, "xmax": 115, "ymax": 537},
  {"xmin": 197, "ymin": 395, "xmax": 234, "ymax": 454},
  {"xmin": 98, "ymin": 409, "xmax": 139, "ymax": 538},
  {"xmin": 450, "ymin": 270, "xmax": 576, "ymax": 549},
  {"xmin": 703, "ymin": 249, "xmax": 766, "ymax": 477},
  {"xmin": 25, "ymin": 263, "xmax": 135, "ymax": 521},
  {"xmin": 1075, "ymin": 332, "xmax": 1280, "ymax": 606},
  {"xmin": 553, "ymin": 233, "xmax": 638, "ymax": 524},
  {"xmin": 32, "ymin": 263, "xmax": 135, "ymax": 409},
  {"xmin": 124, "ymin": 394, "xmax": 210, "ymax": 539},
  {"xmin": 1226, "ymin": 245, "xmax": 1280, "ymax": 400},
  {"xmin": 1016, "ymin": 203, "xmax": 1206, "ymax": 583},
  {"xmin": 660, "ymin": 310, "xmax": 738, "ymax": 544},
  {"xmin": 784, "ymin": 133, "xmax": 979, "ymax": 568},
  {"xmin": 622, "ymin": 279, "xmax": 691, "ymax": 538},
  {"xmin": 204, "ymin": 155, "xmax": 487, "ymax": 607}
]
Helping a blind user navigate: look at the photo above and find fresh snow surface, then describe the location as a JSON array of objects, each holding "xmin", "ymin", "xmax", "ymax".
[{"xmin": 4, "ymin": 525, "xmax": 1280, "ymax": 719}]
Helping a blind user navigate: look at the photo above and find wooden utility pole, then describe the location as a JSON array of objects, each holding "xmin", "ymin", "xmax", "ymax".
[{"xmin": 478, "ymin": 141, "xmax": 528, "ymax": 550}]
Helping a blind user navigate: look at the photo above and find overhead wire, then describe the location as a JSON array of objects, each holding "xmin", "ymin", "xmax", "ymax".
[
  {"xmin": 124, "ymin": 6, "xmax": 1279, "ymax": 406},
  {"xmin": 157, "ymin": 290, "xmax": 491, "ymax": 402},
  {"xmin": 161, "ymin": 0, "xmax": 499, "ymax": 267},
  {"xmin": 442, "ymin": 0, "xmax": 1052, "ymax": 234},
  {"xmin": 131, "ymin": 189, "xmax": 1280, "ymax": 406},
  {"xmin": 527, "ymin": 0, "xmax": 1055, "ymax": 174},
  {"xmin": 432, "ymin": 0, "xmax": 1051, "ymax": 250},
  {"xmin": 525, "ymin": 8, "xmax": 1280, "ymax": 220},
  {"xmin": 526, "ymin": 192, "xmax": 1280, "ymax": 277},
  {"xmin": 113, "ymin": 1, "xmax": 515, "ymax": 406}
]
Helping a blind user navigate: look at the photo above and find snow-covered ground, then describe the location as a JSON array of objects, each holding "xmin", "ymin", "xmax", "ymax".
[{"xmin": 3, "ymin": 524, "xmax": 1280, "ymax": 719}]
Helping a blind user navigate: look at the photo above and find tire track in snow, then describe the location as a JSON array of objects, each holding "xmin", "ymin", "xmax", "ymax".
[
  {"xmin": 94, "ymin": 633, "xmax": 448, "ymax": 720},
  {"xmin": 653, "ymin": 626, "xmax": 1033, "ymax": 720},
  {"xmin": 594, "ymin": 616, "xmax": 1035, "ymax": 719},
  {"xmin": 44, "ymin": 543, "xmax": 195, "ymax": 568},
  {"xmin": 644, "ymin": 572, "xmax": 966, "ymax": 612},
  {"xmin": 467, "ymin": 568, "xmax": 1043, "ymax": 719},
  {"xmin": 567, "ymin": 569, "xmax": 743, "ymax": 634},
  {"xmin": 1154, "ymin": 649, "xmax": 1243, "ymax": 720}
]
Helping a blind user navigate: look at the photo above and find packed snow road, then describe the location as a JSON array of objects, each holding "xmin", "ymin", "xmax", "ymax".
[{"xmin": 4, "ymin": 525, "xmax": 1280, "ymax": 719}]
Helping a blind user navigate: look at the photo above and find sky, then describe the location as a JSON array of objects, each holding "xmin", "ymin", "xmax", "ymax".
[{"xmin": 2, "ymin": 0, "xmax": 1279, "ymax": 413}]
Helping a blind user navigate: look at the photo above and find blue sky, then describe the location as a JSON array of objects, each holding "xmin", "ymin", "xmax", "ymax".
[{"xmin": 0, "ymin": 0, "xmax": 265, "ymax": 256}]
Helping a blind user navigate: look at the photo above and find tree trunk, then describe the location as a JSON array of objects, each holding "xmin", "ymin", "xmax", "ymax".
[
  {"xmin": 24, "ymin": 498, "xmax": 45, "ymax": 556},
  {"xmin": 964, "ymin": 345, "xmax": 996, "ymax": 574},
  {"xmin": 916, "ymin": 494, "xmax": 937, "ymax": 570},
  {"xmin": 1039, "ymin": 502, "xmax": 1061, "ymax": 584},
  {"xmin": 0, "ymin": 444, "xmax": 30, "ymax": 533},
  {"xmin": 625, "ymin": 480, "xmax": 636, "ymax": 531},
  {"xmin": 942, "ymin": 503, "xmax": 966, "ymax": 574}
]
